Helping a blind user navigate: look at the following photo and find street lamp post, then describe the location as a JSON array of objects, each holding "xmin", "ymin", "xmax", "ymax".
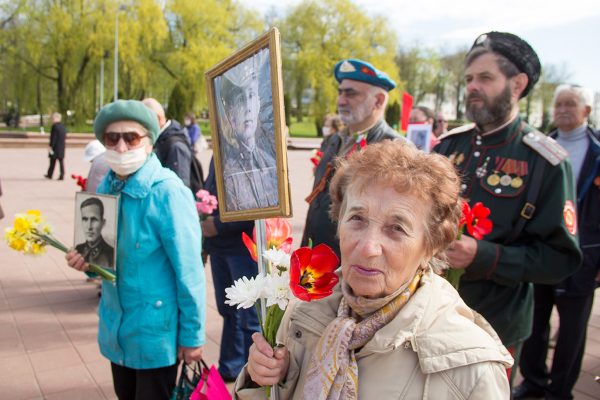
[{"xmin": 114, "ymin": 5, "xmax": 127, "ymax": 101}]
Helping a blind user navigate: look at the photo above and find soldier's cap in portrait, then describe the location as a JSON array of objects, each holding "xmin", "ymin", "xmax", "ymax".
[
  {"xmin": 469, "ymin": 31, "xmax": 541, "ymax": 98},
  {"xmin": 94, "ymin": 100, "xmax": 160, "ymax": 144},
  {"xmin": 334, "ymin": 59, "xmax": 396, "ymax": 92}
]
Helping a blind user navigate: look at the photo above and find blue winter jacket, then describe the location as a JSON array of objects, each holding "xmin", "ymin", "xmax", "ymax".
[{"xmin": 97, "ymin": 153, "xmax": 205, "ymax": 369}]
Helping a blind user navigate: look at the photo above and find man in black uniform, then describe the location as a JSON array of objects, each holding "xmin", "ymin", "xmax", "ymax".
[
  {"xmin": 75, "ymin": 197, "xmax": 114, "ymax": 269},
  {"xmin": 434, "ymin": 32, "xmax": 582, "ymax": 384},
  {"xmin": 301, "ymin": 59, "xmax": 404, "ymax": 257},
  {"xmin": 45, "ymin": 112, "xmax": 67, "ymax": 180}
]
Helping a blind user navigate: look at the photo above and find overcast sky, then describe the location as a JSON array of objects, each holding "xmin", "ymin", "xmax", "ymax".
[{"xmin": 252, "ymin": 0, "xmax": 600, "ymax": 93}]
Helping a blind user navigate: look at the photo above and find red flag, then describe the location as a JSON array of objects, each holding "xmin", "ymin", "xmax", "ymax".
[{"xmin": 400, "ymin": 92, "xmax": 414, "ymax": 133}]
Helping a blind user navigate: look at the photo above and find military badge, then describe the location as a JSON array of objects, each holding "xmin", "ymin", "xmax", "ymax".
[
  {"xmin": 594, "ymin": 176, "xmax": 600, "ymax": 187},
  {"xmin": 563, "ymin": 200, "xmax": 577, "ymax": 235}
]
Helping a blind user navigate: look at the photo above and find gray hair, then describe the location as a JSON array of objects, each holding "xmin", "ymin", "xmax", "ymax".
[{"xmin": 553, "ymin": 84, "xmax": 594, "ymax": 108}]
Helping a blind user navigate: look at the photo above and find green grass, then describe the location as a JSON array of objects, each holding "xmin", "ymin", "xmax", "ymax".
[{"xmin": 289, "ymin": 117, "xmax": 317, "ymax": 138}]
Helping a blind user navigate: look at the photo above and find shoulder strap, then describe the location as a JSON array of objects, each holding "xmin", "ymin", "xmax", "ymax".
[
  {"xmin": 522, "ymin": 130, "xmax": 568, "ymax": 166},
  {"xmin": 503, "ymin": 155, "xmax": 546, "ymax": 244}
]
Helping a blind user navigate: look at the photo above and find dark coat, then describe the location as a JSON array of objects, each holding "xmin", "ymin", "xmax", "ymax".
[
  {"xmin": 202, "ymin": 159, "xmax": 254, "ymax": 256},
  {"xmin": 49, "ymin": 122, "xmax": 67, "ymax": 159},
  {"xmin": 301, "ymin": 119, "xmax": 403, "ymax": 257},
  {"xmin": 153, "ymin": 119, "xmax": 193, "ymax": 188},
  {"xmin": 75, "ymin": 237, "xmax": 114, "ymax": 269},
  {"xmin": 550, "ymin": 127, "xmax": 600, "ymax": 296}
]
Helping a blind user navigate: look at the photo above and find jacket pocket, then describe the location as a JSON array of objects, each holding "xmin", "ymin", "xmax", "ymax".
[{"xmin": 139, "ymin": 298, "xmax": 177, "ymax": 334}]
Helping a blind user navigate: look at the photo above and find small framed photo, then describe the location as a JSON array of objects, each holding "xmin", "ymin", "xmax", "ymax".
[
  {"xmin": 74, "ymin": 192, "xmax": 118, "ymax": 272},
  {"xmin": 205, "ymin": 27, "xmax": 291, "ymax": 222},
  {"xmin": 407, "ymin": 123, "xmax": 433, "ymax": 153}
]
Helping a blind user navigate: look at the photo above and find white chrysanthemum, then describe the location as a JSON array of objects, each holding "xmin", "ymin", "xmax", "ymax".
[
  {"xmin": 225, "ymin": 275, "xmax": 265, "ymax": 309},
  {"xmin": 263, "ymin": 272, "xmax": 291, "ymax": 310},
  {"xmin": 263, "ymin": 248, "xmax": 291, "ymax": 268}
]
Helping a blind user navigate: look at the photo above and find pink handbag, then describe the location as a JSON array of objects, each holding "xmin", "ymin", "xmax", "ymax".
[{"xmin": 190, "ymin": 360, "xmax": 232, "ymax": 400}]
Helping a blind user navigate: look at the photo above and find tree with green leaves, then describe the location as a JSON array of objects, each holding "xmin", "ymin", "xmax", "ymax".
[{"xmin": 279, "ymin": 0, "xmax": 398, "ymax": 133}]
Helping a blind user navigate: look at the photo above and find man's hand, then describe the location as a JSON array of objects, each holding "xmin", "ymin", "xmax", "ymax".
[
  {"xmin": 200, "ymin": 216, "xmax": 218, "ymax": 238},
  {"xmin": 446, "ymin": 236, "xmax": 478, "ymax": 269},
  {"xmin": 178, "ymin": 345, "xmax": 203, "ymax": 364},
  {"xmin": 65, "ymin": 249, "xmax": 89, "ymax": 272},
  {"xmin": 247, "ymin": 333, "xmax": 289, "ymax": 386}
]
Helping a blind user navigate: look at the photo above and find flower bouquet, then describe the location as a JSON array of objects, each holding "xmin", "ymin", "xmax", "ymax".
[
  {"xmin": 195, "ymin": 189, "xmax": 218, "ymax": 221},
  {"xmin": 445, "ymin": 201, "xmax": 492, "ymax": 289},
  {"xmin": 227, "ymin": 218, "xmax": 339, "ymax": 396},
  {"xmin": 4, "ymin": 210, "xmax": 116, "ymax": 282}
]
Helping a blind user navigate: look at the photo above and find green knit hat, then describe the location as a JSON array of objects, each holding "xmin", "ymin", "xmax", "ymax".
[{"xmin": 94, "ymin": 100, "xmax": 160, "ymax": 144}]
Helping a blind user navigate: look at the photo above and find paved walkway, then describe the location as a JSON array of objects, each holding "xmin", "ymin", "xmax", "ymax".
[{"xmin": 0, "ymin": 146, "xmax": 598, "ymax": 399}]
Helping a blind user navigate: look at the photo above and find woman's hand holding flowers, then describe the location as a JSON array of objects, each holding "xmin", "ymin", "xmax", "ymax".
[
  {"xmin": 247, "ymin": 332, "xmax": 290, "ymax": 386},
  {"xmin": 65, "ymin": 249, "xmax": 90, "ymax": 273}
]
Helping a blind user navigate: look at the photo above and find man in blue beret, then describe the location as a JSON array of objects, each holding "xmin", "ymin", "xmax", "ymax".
[
  {"xmin": 301, "ymin": 59, "xmax": 405, "ymax": 257},
  {"xmin": 433, "ymin": 32, "xmax": 582, "ymax": 389},
  {"xmin": 66, "ymin": 100, "xmax": 205, "ymax": 400}
]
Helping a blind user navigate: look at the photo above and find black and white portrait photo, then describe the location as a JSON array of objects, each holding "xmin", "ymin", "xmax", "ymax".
[
  {"xmin": 74, "ymin": 192, "xmax": 118, "ymax": 271},
  {"xmin": 206, "ymin": 28, "xmax": 291, "ymax": 222},
  {"xmin": 214, "ymin": 48, "xmax": 278, "ymax": 212}
]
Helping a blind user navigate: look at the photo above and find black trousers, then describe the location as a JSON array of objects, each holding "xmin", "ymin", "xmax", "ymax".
[
  {"xmin": 111, "ymin": 362, "xmax": 178, "ymax": 400},
  {"xmin": 46, "ymin": 156, "xmax": 65, "ymax": 179},
  {"xmin": 519, "ymin": 284, "xmax": 594, "ymax": 399}
]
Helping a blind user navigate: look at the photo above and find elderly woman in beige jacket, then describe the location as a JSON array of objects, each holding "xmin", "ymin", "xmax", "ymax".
[{"xmin": 235, "ymin": 141, "xmax": 512, "ymax": 399}]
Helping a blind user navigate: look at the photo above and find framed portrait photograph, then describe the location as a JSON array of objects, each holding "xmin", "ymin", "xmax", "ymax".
[
  {"xmin": 407, "ymin": 123, "xmax": 433, "ymax": 153},
  {"xmin": 74, "ymin": 192, "xmax": 118, "ymax": 272},
  {"xmin": 205, "ymin": 27, "xmax": 291, "ymax": 222}
]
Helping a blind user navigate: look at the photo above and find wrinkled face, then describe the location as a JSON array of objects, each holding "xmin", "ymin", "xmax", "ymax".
[
  {"xmin": 554, "ymin": 90, "xmax": 590, "ymax": 132},
  {"xmin": 81, "ymin": 204, "xmax": 105, "ymax": 244},
  {"xmin": 225, "ymin": 79, "xmax": 260, "ymax": 143},
  {"xmin": 464, "ymin": 53, "xmax": 514, "ymax": 127},
  {"xmin": 339, "ymin": 183, "xmax": 431, "ymax": 299},
  {"xmin": 337, "ymin": 80, "xmax": 376, "ymax": 127}
]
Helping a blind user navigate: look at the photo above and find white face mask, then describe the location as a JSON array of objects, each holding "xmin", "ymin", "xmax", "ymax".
[
  {"xmin": 322, "ymin": 126, "xmax": 332, "ymax": 137},
  {"xmin": 104, "ymin": 146, "xmax": 148, "ymax": 176}
]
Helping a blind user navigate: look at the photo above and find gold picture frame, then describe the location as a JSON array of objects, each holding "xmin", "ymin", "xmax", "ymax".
[{"xmin": 205, "ymin": 27, "xmax": 291, "ymax": 222}]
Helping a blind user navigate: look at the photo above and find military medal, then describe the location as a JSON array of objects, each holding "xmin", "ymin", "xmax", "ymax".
[
  {"xmin": 487, "ymin": 173, "xmax": 500, "ymax": 186},
  {"xmin": 476, "ymin": 156, "xmax": 490, "ymax": 178},
  {"xmin": 500, "ymin": 174, "xmax": 512, "ymax": 186},
  {"xmin": 511, "ymin": 177, "xmax": 523, "ymax": 188},
  {"xmin": 563, "ymin": 200, "xmax": 577, "ymax": 235}
]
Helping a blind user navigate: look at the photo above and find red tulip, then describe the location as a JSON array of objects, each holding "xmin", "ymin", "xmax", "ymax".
[
  {"xmin": 289, "ymin": 244, "xmax": 339, "ymax": 301},
  {"xmin": 242, "ymin": 218, "xmax": 293, "ymax": 261},
  {"xmin": 459, "ymin": 201, "xmax": 493, "ymax": 240}
]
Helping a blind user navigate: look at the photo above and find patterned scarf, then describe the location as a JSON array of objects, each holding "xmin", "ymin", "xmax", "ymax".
[{"xmin": 302, "ymin": 269, "xmax": 423, "ymax": 400}]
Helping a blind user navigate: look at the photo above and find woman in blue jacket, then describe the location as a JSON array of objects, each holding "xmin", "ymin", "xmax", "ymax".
[{"xmin": 66, "ymin": 100, "xmax": 205, "ymax": 400}]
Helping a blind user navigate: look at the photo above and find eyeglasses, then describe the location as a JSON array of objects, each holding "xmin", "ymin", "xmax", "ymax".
[
  {"xmin": 103, "ymin": 131, "xmax": 147, "ymax": 147},
  {"xmin": 437, "ymin": 119, "xmax": 446, "ymax": 123}
]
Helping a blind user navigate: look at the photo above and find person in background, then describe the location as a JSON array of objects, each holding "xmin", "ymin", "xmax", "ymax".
[
  {"xmin": 142, "ymin": 98, "xmax": 193, "ymax": 189},
  {"xmin": 66, "ymin": 100, "xmax": 205, "ymax": 400},
  {"xmin": 319, "ymin": 113, "xmax": 345, "ymax": 152},
  {"xmin": 45, "ymin": 112, "xmax": 67, "ymax": 180},
  {"xmin": 408, "ymin": 105, "xmax": 440, "ymax": 149},
  {"xmin": 200, "ymin": 158, "xmax": 260, "ymax": 383},
  {"xmin": 83, "ymin": 140, "xmax": 110, "ymax": 194},
  {"xmin": 184, "ymin": 112, "xmax": 201, "ymax": 147},
  {"xmin": 434, "ymin": 111, "xmax": 449, "ymax": 138},
  {"xmin": 514, "ymin": 84, "xmax": 600, "ymax": 400}
]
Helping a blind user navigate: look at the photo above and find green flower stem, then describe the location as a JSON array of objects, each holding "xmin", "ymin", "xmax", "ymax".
[
  {"xmin": 34, "ymin": 232, "xmax": 116, "ymax": 283},
  {"xmin": 445, "ymin": 269, "xmax": 465, "ymax": 290}
]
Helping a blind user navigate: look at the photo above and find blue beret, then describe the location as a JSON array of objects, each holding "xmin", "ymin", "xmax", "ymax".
[
  {"xmin": 469, "ymin": 31, "xmax": 541, "ymax": 98},
  {"xmin": 93, "ymin": 100, "xmax": 160, "ymax": 144},
  {"xmin": 334, "ymin": 59, "xmax": 396, "ymax": 92}
]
